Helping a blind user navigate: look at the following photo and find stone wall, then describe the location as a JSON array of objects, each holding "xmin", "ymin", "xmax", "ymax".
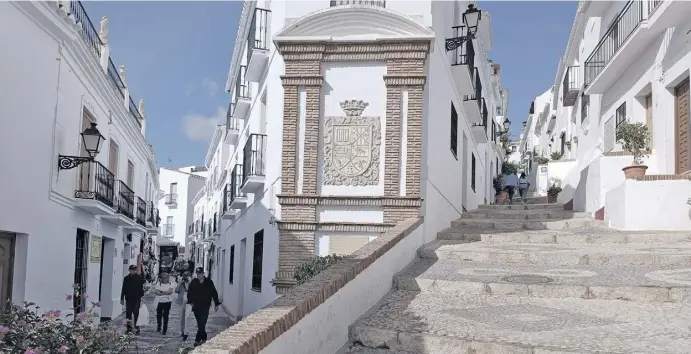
[{"xmin": 272, "ymin": 41, "xmax": 430, "ymax": 293}]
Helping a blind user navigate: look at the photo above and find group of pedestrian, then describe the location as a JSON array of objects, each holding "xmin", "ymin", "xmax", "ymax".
[
  {"xmin": 502, "ymin": 172, "xmax": 531, "ymax": 204},
  {"xmin": 120, "ymin": 264, "xmax": 222, "ymax": 347}
]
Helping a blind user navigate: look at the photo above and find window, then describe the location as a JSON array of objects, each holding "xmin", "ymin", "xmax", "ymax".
[
  {"xmin": 491, "ymin": 121, "xmax": 496, "ymax": 142},
  {"xmin": 512, "ymin": 146, "xmax": 517, "ymax": 152},
  {"xmin": 615, "ymin": 102, "xmax": 626, "ymax": 127},
  {"xmin": 471, "ymin": 154, "xmax": 476, "ymax": 192},
  {"xmin": 170, "ymin": 183, "xmax": 177, "ymax": 194},
  {"xmin": 560, "ymin": 132, "xmax": 566, "ymax": 155},
  {"xmin": 165, "ymin": 216, "xmax": 173, "ymax": 236},
  {"xmin": 229, "ymin": 245, "xmax": 235, "ymax": 284},
  {"xmin": 580, "ymin": 94, "xmax": 590, "ymax": 124},
  {"xmin": 127, "ymin": 160, "xmax": 135, "ymax": 187},
  {"xmin": 108, "ymin": 140, "xmax": 119, "ymax": 177},
  {"xmin": 251, "ymin": 230, "xmax": 264, "ymax": 291},
  {"xmin": 450, "ymin": 103, "xmax": 458, "ymax": 158},
  {"xmin": 496, "ymin": 106, "xmax": 502, "ymax": 115},
  {"xmin": 645, "ymin": 93, "xmax": 653, "ymax": 145}
]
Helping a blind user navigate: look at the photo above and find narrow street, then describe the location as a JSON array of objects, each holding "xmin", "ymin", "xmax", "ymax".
[{"xmin": 122, "ymin": 293, "xmax": 234, "ymax": 353}]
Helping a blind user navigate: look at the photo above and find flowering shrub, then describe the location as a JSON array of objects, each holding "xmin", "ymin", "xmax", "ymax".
[{"xmin": 0, "ymin": 286, "xmax": 133, "ymax": 354}]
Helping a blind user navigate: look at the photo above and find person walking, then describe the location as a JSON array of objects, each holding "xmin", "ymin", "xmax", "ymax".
[
  {"xmin": 187, "ymin": 267, "xmax": 221, "ymax": 347},
  {"xmin": 154, "ymin": 271, "xmax": 175, "ymax": 335},
  {"xmin": 175, "ymin": 271, "xmax": 193, "ymax": 341},
  {"xmin": 518, "ymin": 172, "xmax": 531, "ymax": 205},
  {"xmin": 120, "ymin": 264, "xmax": 145, "ymax": 334},
  {"xmin": 503, "ymin": 172, "xmax": 519, "ymax": 204}
]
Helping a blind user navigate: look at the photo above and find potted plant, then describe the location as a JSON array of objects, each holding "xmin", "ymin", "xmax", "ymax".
[
  {"xmin": 535, "ymin": 156, "xmax": 549, "ymax": 165},
  {"xmin": 547, "ymin": 184, "xmax": 562, "ymax": 203},
  {"xmin": 616, "ymin": 122, "xmax": 651, "ymax": 178},
  {"xmin": 550, "ymin": 151, "xmax": 563, "ymax": 160}
]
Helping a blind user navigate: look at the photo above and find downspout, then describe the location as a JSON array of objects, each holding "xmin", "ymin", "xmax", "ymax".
[{"xmin": 50, "ymin": 42, "xmax": 65, "ymax": 186}]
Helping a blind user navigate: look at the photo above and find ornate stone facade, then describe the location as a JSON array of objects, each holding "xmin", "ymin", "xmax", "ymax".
[
  {"xmin": 323, "ymin": 100, "xmax": 381, "ymax": 186},
  {"xmin": 273, "ymin": 41, "xmax": 430, "ymax": 294}
]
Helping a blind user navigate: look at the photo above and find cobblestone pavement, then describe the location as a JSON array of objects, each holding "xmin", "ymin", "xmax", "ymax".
[{"xmin": 122, "ymin": 294, "xmax": 234, "ymax": 353}]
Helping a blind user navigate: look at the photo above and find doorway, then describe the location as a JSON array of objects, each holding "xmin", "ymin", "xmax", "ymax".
[
  {"xmin": 0, "ymin": 232, "xmax": 15, "ymax": 313},
  {"xmin": 461, "ymin": 133, "xmax": 468, "ymax": 209},
  {"xmin": 73, "ymin": 229, "xmax": 89, "ymax": 313},
  {"xmin": 675, "ymin": 78, "xmax": 690, "ymax": 174},
  {"xmin": 237, "ymin": 238, "xmax": 247, "ymax": 320}
]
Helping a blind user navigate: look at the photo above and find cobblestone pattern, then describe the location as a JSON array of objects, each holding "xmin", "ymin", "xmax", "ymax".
[
  {"xmin": 123, "ymin": 294, "xmax": 234, "ymax": 354},
  {"xmin": 274, "ymin": 41, "xmax": 430, "ymax": 292}
]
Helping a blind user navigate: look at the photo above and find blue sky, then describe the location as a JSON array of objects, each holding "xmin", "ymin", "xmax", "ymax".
[{"xmin": 83, "ymin": 1, "xmax": 576, "ymax": 167}]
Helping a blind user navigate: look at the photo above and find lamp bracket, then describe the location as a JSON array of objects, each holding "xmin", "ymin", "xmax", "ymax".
[
  {"xmin": 445, "ymin": 35, "xmax": 472, "ymax": 52},
  {"xmin": 58, "ymin": 155, "xmax": 93, "ymax": 170}
]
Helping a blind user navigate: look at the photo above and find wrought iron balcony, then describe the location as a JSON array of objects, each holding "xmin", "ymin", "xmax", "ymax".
[
  {"xmin": 162, "ymin": 223, "xmax": 174, "ymax": 238},
  {"xmin": 248, "ymin": 7, "xmax": 271, "ymax": 54},
  {"xmin": 330, "ymin": 0, "xmax": 385, "ymax": 6},
  {"xmin": 464, "ymin": 68, "xmax": 482, "ymax": 108},
  {"xmin": 65, "ymin": 1, "xmax": 101, "ymax": 57},
  {"xmin": 146, "ymin": 202, "xmax": 159, "ymax": 227},
  {"xmin": 235, "ymin": 65, "xmax": 250, "ymax": 101},
  {"xmin": 75, "ymin": 160, "xmax": 115, "ymax": 207},
  {"xmin": 584, "ymin": 0, "xmax": 650, "ymax": 86},
  {"xmin": 188, "ymin": 224, "xmax": 194, "ymax": 235},
  {"xmin": 450, "ymin": 26, "xmax": 475, "ymax": 73},
  {"xmin": 135, "ymin": 197, "xmax": 147, "ymax": 226},
  {"xmin": 242, "ymin": 134, "xmax": 267, "ymax": 191},
  {"xmin": 482, "ymin": 99, "xmax": 488, "ymax": 135},
  {"xmin": 226, "ymin": 103, "xmax": 240, "ymax": 131},
  {"xmin": 115, "ymin": 180, "xmax": 134, "ymax": 219},
  {"xmin": 562, "ymin": 66, "xmax": 580, "ymax": 107},
  {"xmin": 164, "ymin": 193, "xmax": 178, "ymax": 206},
  {"xmin": 213, "ymin": 213, "xmax": 218, "ymax": 233},
  {"xmin": 128, "ymin": 97, "xmax": 142, "ymax": 125}
]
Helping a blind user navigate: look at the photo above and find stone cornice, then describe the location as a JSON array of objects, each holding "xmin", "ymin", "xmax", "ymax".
[
  {"xmin": 280, "ymin": 75, "xmax": 324, "ymax": 87},
  {"xmin": 277, "ymin": 194, "xmax": 422, "ymax": 207},
  {"xmin": 277, "ymin": 222, "xmax": 395, "ymax": 233},
  {"xmin": 383, "ymin": 75, "xmax": 426, "ymax": 87}
]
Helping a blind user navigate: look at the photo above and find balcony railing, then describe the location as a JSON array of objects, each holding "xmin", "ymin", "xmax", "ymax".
[
  {"xmin": 222, "ymin": 184, "xmax": 229, "ymax": 214},
  {"xmin": 450, "ymin": 26, "xmax": 475, "ymax": 77},
  {"xmin": 247, "ymin": 8, "xmax": 271, "ymax": 65},
  {"xmin": 584, "ymin": 0, "xmax": 661, "ymax": 86},
  {"xmin": 213, "ymin": 212, "xmax": 218, "ymax": 233},
  {"xmin": 464, "ymin": 68, "xmax": 482, "ymax": 111},
  {"xmin": 330, "ymin": 0, "xmax": 385, "ymax": 6},
  {"xmin": 66, "ymin": 1, "xmax": 102, "ymax": 57},
  {"xmin": 236, "ymin": 65, "xmax": 250, "ymax": 100},
  {"xmin": 146, "ymin": 202, "xmax": 160, "ymax": 226},
  {"xmin": 230, "ymin": 164, "xmax": 246, "ymax": 204},
  {"xmin": 226, "ymin": 103, "xmax": 239, "ymax": 131},
  {"xmin": 482, "ymin": 99, "xmax": 488, "ymax": 134},
  {"xmin": 75, "ymin": 160, "xmax": 115, "ymax": 207},
  {"xmin": 106, "ymin": 59, "xmax": 125, "ymax": 98},
  {"xmin": 115, "ymin": 180, "xmax": 134, "ymax": 219},
  {"xmin": 562, "ymin": 65, "xmax": 581, "ymax": 106},
  {"xmin": 162, "ymin": 224, "xmax": 174, "ymax": 237},
  {"xmin": 188, "ymin": 224, "xmax": 194, "ymax": 235},
  {"xmin": 242, "ymin": 134, "xmax": 267, "ymax": 184},
  {"xmin": 128, "ymin": 97, "xmax": 142, "ymax": 125},
  {"xmin": 164, "ymin": 193, "xmax": 178, "ymax": 205},
  {"xmin": 135, "ymin": 197, "xmax": 146, "ymax": 226}
]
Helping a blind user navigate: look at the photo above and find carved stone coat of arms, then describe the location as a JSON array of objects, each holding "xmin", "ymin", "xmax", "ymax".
[{"xmin": 323, "ymin": 99, "xmax": 381, "ymax": 186}]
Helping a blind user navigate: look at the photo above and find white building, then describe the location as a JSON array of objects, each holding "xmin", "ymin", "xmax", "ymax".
[
  {"xmin": 192, "ymin": 0, "xmax": 510, "ymax": 320},
  {"xmin": 0, "ymin": 1, "xmax": 160, "ymax": 319},
  {"xmin": 522, "ymin": 0, "xmax": 691, "ymax": 229}
]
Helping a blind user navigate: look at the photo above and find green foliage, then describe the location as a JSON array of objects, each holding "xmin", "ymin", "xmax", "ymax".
[
  {"xmin": 501, "ymin": 162, "xmax": 519, "ymax": 176},
  {"xmin": 294, "ymin": 254, "xmax": 344, "ymax": 285},
  {"xmin": 616, "ymin": 122, "xmax": 651, "ymax": 165},
  {"xmin": 0, "ymin": 287, "xmax": 134, "ymax": 354},
  {"xmin": 550, "ymin": 151, "xmax": 563, "ymax": 161},
  {"xmin": 535, "ymin": 156, "xmax": 550, "ymax": 165},
  {"xmin": 493, "ymin": 176, "xmax": 504, "ymax": 195},
  {"xmin": 547, "ymin": 184, "xmax": 563, "ymax": 197}
]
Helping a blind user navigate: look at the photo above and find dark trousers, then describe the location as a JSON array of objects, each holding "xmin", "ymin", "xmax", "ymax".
[
  {"xmin": 156, "ymin": 302, "xmax": 172, "ymax": 332},
  {"xmin": 125, "ymin": 298, "xmax": 141, "ymax": 332},
  {"xmin": 505, "ymin": 186, "xmax": 516, "ymax": 201},
  {"xmin": 193, "ymin": 306, "xmax": 210, "ymax": 343}
]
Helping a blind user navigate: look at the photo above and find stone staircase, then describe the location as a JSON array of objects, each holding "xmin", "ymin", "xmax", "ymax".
[{"xmin": 343, "ymin": 200, "xmax": 691, "ymax": 353}]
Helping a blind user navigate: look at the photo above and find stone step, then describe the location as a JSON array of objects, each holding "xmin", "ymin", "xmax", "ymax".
[
  {"xmin": 419, "ymin": 240, "xmax": 691, "ymax": 266},
  {"xmin": 344, "ymin": 345, "xmax": 416, "ymax": 354},
  {"xmin": 462, "ymin": 210, "xmax": 589, "ymax": 220},
  {"xmin": 437, "ymin": 228, "xmax": 691, "ymax": 244},
  {"xmin": 351, "ymin": 290, "xmax": 691, "ymax": 353},
  {"xmin": 450, "ymin": 218, "xmax": 603, "ymax": 230},
  {"xmin": 479, "ymin": 203, "xmax": 563, "ymax": 211},
  {"xmin": 394, "ymin": 258, "xmax": 691, "ymax": 303}
]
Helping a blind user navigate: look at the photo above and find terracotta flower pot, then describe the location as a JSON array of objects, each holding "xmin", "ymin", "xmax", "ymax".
[
  {"xmin": 547, "ymin": 195, "xmax": 558, "ymax": 204},
  {"xmin": 622, "ymin": 165, "xmax": 648, "ymax": 179},
  {"xmin": 496, "ymin": 191, "xmax": 508, "ymax": 205}
]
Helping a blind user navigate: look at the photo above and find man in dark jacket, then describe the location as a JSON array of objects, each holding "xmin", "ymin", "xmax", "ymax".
[
  {"xmin": 121, "ymin": 264, "xmax": 145, "ymax": 334},
  {"xmin": 187, "ymin": 267, "xmax": 221, "ymax": 346}
]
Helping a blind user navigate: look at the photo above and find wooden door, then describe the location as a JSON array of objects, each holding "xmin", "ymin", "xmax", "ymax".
[
  {"xmin": 675, "ymin": 79, "xmax": 690, "ymax": 174},
  {"xmin": 0, "ymin": 235, "xmax": 14, "ymax": 313},
  {"xmin": 108, "ymin": 140, "xmax": 119, "ymax": 177}
]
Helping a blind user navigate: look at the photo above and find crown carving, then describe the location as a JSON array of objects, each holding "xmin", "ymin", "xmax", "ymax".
[{"xmin": 340, "ymin": 99, "xmax": 369, "ymax": 117}]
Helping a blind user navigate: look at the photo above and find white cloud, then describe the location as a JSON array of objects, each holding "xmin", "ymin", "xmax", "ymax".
[
  {"xmin": 201, "ymin": 78, "xmax": 219, "ymax": 97},
  {"xmin": 181, "ymin": 106, "xmax": 225, "ymax": 142}
]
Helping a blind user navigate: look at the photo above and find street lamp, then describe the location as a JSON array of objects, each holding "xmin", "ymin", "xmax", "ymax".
[
  {"xmin": 445, "ymin": 4, "xmax": 482, "ymax": 51},
  {"xmin": 503, "ymin": 119, "xmax": 511, "ymax": 133},
  {"xmin": 57, "ymin": 123, "xmax": 105, "ymax": 170}
]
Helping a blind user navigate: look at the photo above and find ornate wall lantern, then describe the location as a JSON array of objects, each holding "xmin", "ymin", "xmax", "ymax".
[
  {"xmin": 445, "ymin": 4, "xmax": 482, "ymax": 51},
  {"xmin": 57, "ymin": 123, "xmax": 105, "ymax": 170}
]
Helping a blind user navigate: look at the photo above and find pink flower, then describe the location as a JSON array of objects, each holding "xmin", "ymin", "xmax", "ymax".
[
  {"xmin": 24, "ymin": 350, "xmax": 36, "ymax": 354},
  {"xmin": 82, "ymin": 292, "xmax": 88, "ymax": 298},
  {"xmin": 95, "ymin": 301, "xmax": 101, "ymax": 307},
  {"xmin": 65, "ymin": 295, "xmax": 72, "ymax": 301},
  {"xmin": 58, "ymin": 346, "xmax": 68, "ymax": 353},
  {"xmin": 76, "ymin": 312, "xmax": 86, "ymax": 321},
  {"xmin": 76, "ymin": 335, "xmax": 84, "ymax": 345},
  {"xmin": 0, "ymin": 325, "xmax": 9, "ymax": 334}
]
